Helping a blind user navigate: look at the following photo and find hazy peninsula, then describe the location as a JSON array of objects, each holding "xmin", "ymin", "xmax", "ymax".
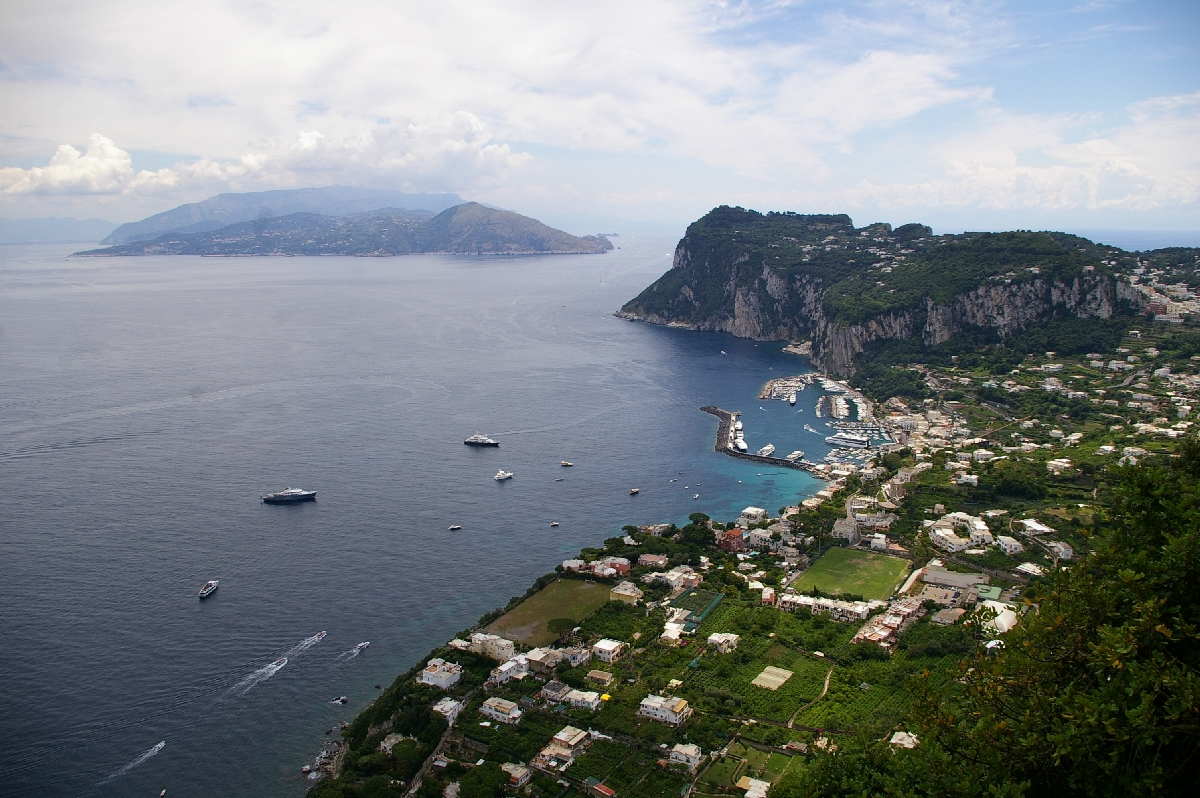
[{"xmin": 78, "ymin": 202, "xmax": 613, "ymax": 257}]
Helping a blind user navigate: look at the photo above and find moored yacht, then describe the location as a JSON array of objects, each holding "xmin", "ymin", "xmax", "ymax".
[
  {"xmin": 493, "ymin": 469, "xmax": 513, "ymax": 481},
  {"xmin": 199, "ymin": 580, "xmax": 219, "ymax": 599},
  {"xmin": 464, "ymin": 433, "xmax": 499, "ymax": 447},
  {"xmin": 825, "ymin": 431, "xmax": 870, "ymax": 448}
]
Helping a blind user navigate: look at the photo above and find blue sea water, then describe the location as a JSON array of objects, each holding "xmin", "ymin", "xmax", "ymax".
[{"xmin": 0, "ymin": 238, "xmax": 840, "ymax": 797}]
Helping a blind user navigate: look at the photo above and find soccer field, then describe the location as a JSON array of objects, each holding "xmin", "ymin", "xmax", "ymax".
[{"xmin": 791, "ymin": 548, "xmax": 910, "ymax": 600}]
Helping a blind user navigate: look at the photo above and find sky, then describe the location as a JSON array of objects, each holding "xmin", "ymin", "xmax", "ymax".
[{"xmin": 0, "ymin": 0, "xmax": 1198, "ymax": 235}]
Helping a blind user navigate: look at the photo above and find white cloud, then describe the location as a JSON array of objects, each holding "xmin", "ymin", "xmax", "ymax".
[
  {"xmin": 0, "ymin": 134, "xmax": 133, "ymax": 194},
  {"xmin": 0, "ymin": 114, "xmax": 530, "ymax": 199},
  {"xmin": 0, "ymin": 0, "xmax": 1194, "ymax": 227}
]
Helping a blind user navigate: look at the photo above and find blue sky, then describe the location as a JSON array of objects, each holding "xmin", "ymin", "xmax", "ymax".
[{"xmin": 0, "ymin": 0, "xmax": 1196, "ymax": 235}]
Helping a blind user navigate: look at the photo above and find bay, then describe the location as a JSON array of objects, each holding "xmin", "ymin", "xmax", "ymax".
[{"xmin": 0, "ymin": 237, "xmax": 837, "ymax": 797}]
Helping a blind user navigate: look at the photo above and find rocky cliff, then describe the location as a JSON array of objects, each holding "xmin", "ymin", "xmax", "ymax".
[{"xmin": 617, "ymin": 206, "xmax": 1147, "ymax": 376}]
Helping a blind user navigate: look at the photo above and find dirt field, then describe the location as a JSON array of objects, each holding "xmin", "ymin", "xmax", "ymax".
[{"xmin": 485, "ymin": 579, "xmax": 613, "ymax": 646}]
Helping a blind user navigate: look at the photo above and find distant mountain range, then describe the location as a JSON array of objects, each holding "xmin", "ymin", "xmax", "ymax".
[
  {"xmin": 101, "ymin": 185, "xmax": 466, "ymax": 245},
  {"xmin": 77, "ymin": 202, "xmax": 613, "ymax": 256},
  {"xmin": 0, "ymin": 216, "xmax": 117, "ymax": 243}
]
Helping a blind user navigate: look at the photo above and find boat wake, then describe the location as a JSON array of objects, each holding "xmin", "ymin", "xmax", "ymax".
[
  {"xmin": 102, "ymin": 740, "xmax": 165, "ymax": 783},
  {"xmin": 337, "ymin": 642, "xmax": 369, "ymax": 660},
  {"xmin": 231, "ymin": 657, "xmax": 288, "ymax": 695},
  {"xmin": 286, "ymin": 631, "xmax": 327, "ymax": 658}
]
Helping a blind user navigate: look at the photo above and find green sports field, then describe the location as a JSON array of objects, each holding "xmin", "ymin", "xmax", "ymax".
[{"xmin": 791, "ymin": 548, "xmax": 910, "ymax": 600}]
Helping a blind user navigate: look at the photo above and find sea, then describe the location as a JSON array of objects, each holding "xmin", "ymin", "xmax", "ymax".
[{"xmin": 0, "ymin": 236, "xmax": 844, "ymax": 797}]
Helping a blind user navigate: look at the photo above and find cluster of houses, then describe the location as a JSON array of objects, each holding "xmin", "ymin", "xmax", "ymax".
[{"xmin": 924, "ymin": 510, "xmax": 1075, "ymax": 564}]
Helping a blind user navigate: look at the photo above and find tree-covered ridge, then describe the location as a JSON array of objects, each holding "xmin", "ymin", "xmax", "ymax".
[
  {"xmin": 76, "ymin": 203, "xmax": 613, "ymax": 257},
  {"xmin": 619, "ymin": 205, "xmax": 1198, "ymax": 338}
]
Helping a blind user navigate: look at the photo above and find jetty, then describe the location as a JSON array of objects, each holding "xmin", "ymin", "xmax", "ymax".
[{"xmin": 700, "ymin": 406, "xmax": 825, "ymax": 475}]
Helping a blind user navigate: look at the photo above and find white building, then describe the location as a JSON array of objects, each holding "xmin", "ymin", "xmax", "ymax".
[
  {"xmin": 502, "ymin": 763, "xmax": 532, "ymax": 787},
  {"xmin": 637, "ymin": 694, "xmax": 693, "ymax": 725},
  {"xmin": 870, "ymin": 532, "xmax": 888, "ymax": 551},
  {"xmin": 1049, "ymin": 541, "xmax": 1074, "ymax": 560},
  {"xmin": 470, "ymin": 632, "xmax": 515, "ymax": 662},
  {"xmin": 1017, "ymin": 519, "xmax": 1054, "ymax": 536},
  {"xmin": 669, "ymin": 743, "xmax": 704, "ymax": 772},
  {"xmin": 418, "ymin": 658, "xmax": 463, "ymax": 689},
  {"xmin": 996, "ymin": 535, "xmax": 1024, "ymax": 555},
  {"xmin": 761, "ymin": 586, "xmax": 775, "ymax": 605},
  {"xmin": 969, "ymin": 528, "xmax": 994, "ymax": 546},
  {"xmin": 707, "ymin": 632, "xmax": 740, "ymax": 653},
  {"xmin": 565, "ymin": 689, "xmax": 602, "ymax": 711},
  {"xmin": 489, "ymin": 656, "xmax": 529, "ymax": 686},
  {"xmin": 738, "ymin": 507, "xmax": 768, "ymax": 527},
  {"xmin": 480, "ymin": 696, "xmax": 522, "ymax": 724},
  {"xmin": 432, "ymin": 696, "xmax": 464, "ymax": 726},
  {"xmin": 777, "ymin": 592, "xmax": 872, "ymax": 621},
  {"xmin": 931, "ymin": 528, "xmax": 971, "ymax": 553},
  {"xmin": 610, "ymin": 581, "xmax": 644, "ymax": 604},
  {"xmin": 592, "ymin": 639, "xmax": 626, "ymax": 663}
]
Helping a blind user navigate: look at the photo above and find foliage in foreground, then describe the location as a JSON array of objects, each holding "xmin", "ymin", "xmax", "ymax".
[{"xmin": 773, "ymin": 442, "xmax": 1200, "ymax": 797}]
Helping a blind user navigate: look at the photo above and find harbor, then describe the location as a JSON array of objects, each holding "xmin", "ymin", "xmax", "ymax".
[{"xmin": 700, "ymin": 406, "xmax": 827, "ymax": 476}]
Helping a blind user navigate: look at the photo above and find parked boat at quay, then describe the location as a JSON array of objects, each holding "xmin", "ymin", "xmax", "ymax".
[
  {"xmin": 825, "ymin": 431, "xmax": 870, "ymax": 448},
  {"xmin": 756, "ymin": 443, "xmax": 776, "ymax": 457}
]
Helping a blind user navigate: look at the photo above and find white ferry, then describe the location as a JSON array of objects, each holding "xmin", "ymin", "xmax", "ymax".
[{"xmin": 756, "ymin": 443, "xmax": 776, "ymax": 457}]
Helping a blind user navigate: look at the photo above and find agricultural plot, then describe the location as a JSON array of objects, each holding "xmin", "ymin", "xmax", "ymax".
[
  {"xmin": 486, "ymin": 579, "xmax": 612, "ymax": 646},
  {"xmin": 566, "ymin": 739, "xmax": 631, "ymax": 782},
  {"xmin": 605, "ymin": 749, "xmax": 691, "ymax": 798},
  {"xmin": 791, "ymin": 548, "xmax": 910, "ymax": 600},
  {"xmin": 684, "ymin": 644, "xmax": 830, "ymax": 721}
]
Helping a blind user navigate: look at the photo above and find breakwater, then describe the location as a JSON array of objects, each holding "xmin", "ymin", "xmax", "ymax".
[{"xmin": 700, "ymin": 406, "xmax": 823, "ymax": 475}]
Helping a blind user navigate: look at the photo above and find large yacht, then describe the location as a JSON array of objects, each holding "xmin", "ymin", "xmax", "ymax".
[
  {"xmin": 261, "ymin": 487, "xmax": 316, "ymax": 504},
  {"xmin": 825, "ymin": 431, "xmax": 871, "ymax": 448},
  {"xmin": 493, "ymin": 469, "xmax": 514, "ymax": 481},
  {"xmin": 464, "ymin": 433, "xmax": 499, "ymax": 447}
]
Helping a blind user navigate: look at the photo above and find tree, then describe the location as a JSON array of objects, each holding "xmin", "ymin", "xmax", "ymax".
[
  {"xmin": 775, "ymin": 442, "xmax": 1200, "ymax": 797},
  {"xmin": 547, "ymin": 617, "xmax": 576, "ymax": 639},
  {"xmin": 457, "ymin": 762, "xmax": 508, "ymax": 798}
]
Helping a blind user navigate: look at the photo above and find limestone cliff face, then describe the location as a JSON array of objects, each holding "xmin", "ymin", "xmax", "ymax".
[{"xmin": 618, "ymin": 239, "xmax": 1141, "ymax": 377}]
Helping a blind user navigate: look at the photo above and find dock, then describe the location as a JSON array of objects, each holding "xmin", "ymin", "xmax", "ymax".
[{"xmin": 700, "ymin": 406, "xmax": 823, "ymax": 474}]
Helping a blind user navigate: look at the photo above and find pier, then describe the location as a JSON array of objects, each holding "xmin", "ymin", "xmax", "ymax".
[{"xmin": 700, "ymin": 406, "xmax": 822, "ymax": 474}]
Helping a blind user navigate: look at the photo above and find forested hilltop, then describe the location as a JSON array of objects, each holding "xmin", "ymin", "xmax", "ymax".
[
  {"xmin": 76, "ymin": 202, "xmax": 613, "ymax": 257},
  {"xmin": 617, "ymin": 207, "xmax": 1199, "ymax": 376}
]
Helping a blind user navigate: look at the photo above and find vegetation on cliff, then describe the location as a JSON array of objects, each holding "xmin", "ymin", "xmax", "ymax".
[
  {"xmin": 77, "ymin": 202, "xmax": 613, "ymax": 256},
  {"xmin": 617, "ymin": 206, "xmax": 1197, "ymax": 376}
]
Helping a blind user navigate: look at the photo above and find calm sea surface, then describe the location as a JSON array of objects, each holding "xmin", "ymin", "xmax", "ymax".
[{"xmin": 0, "ymin": 237, "xmax": 839, "ymax": 797}]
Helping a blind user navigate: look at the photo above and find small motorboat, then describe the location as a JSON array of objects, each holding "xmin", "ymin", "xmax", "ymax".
[
  {"xmin": 550, "ymin": 522, "xmax": 559, "ymax": 527},
  {"xmin": 199, "ymin": 580, "xmax": 219, "ymax": 599},
  {"xmin": 494, "ymin": 469, "xmax": 513, "ymax": 481},
  {"xmin": 693, "ymin": 494, "xmax": 700, "ymax": 499},
  {"xmin": 448, "ymin": 525, "xmax": 462, "ymax": 530},
  {"xmin": 355, "ymin": 642, "xmax": 370, "ymax": 651},
  {"xmin": 561, "ymin": 461, "xmax": 574, "ymax": 467},
  {"xmin": 554, "ymin": 477, "xmax": 564, "ymax": 481},
  {"xmin": 629, "ymin": 488, "xmax": 639, "ymax": 495},
  {"xmin": 331, "ymin": 696, "xmax": 348, "ymax": 705}
]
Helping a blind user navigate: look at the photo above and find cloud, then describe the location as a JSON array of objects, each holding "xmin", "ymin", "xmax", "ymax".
[
  {"xmin": 0, "ymin": 134, "xmax": 132, "ymax": 194},
  {"xmin": 0, "ymin": 114, "xmax": 530, "ymax": 198}
]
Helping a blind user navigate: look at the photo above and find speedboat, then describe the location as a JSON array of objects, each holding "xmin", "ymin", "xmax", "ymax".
[
  {"xmin": 629, "ymin": 488, "xmax": 639, "ymax": 495},
  {"xmin": 550, "ymin": 522, "xmax": 559, "ymax": 527},
  {"xmin": 448, "ymin": 525, "xmax": 462, "ymax": 530},
  {"xmin": 199, "ymin": 580, "xmax": 219, "ymax": 599},
  {"xmin": 554, "ymin": 477, "xmax": 564, "ymax": 481},
  {"xmin": 355, "ymin": 642, "xmax": 369, "ymax": 651},
  {"xmin": 261, "ymin": 487, "xmax": 316, "ymax": 504},
  {"xmin": 560, "ymin": 461, "xmax": 574, "ymax": 467},
  {"xmin": 693, "ymin": 494, "xmax": 699, "ymax": 499},
  {"xmin": 494, "ymin": 469, "xmax": 513, "ymax": 481}
]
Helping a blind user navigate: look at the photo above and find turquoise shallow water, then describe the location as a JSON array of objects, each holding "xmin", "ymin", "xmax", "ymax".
[{"xmin": 0, "ymin": 237, "xmax": 839, "ymax": 797}]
